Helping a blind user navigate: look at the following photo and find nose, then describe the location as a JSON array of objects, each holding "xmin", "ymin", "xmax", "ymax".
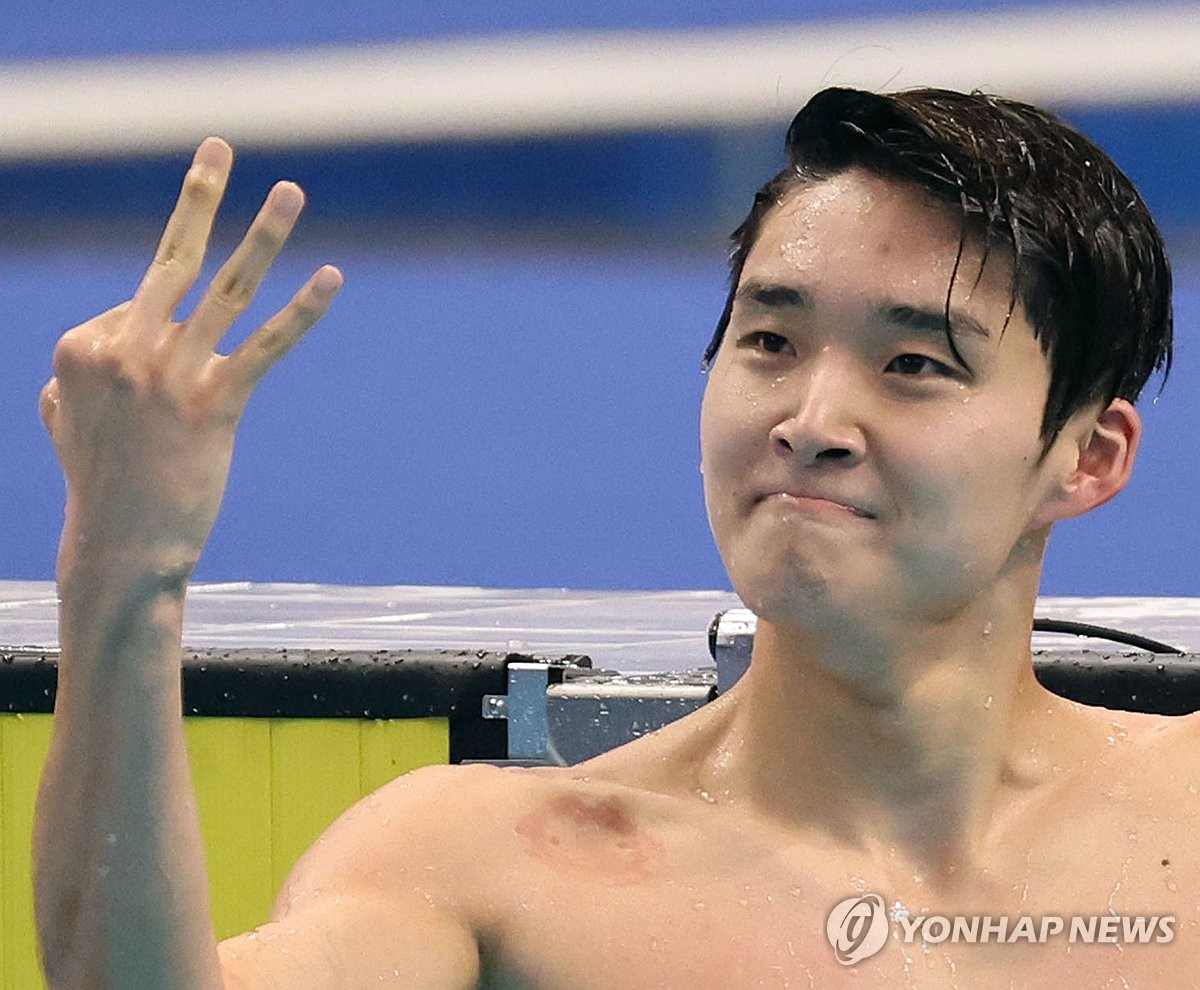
[{"xmin": 768, "ymin": 356, "xmax": 866, "ymax": 466}]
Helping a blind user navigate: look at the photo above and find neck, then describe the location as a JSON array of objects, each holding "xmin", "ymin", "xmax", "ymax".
[{"xmin": 703, "ymin": 581, "xmax": 1075, "ymax": 882}]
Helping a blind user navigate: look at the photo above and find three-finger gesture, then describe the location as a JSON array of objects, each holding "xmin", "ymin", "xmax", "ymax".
[{"xmin": 41, "ymin": 138, "xmax": 342, "ymax": 581}]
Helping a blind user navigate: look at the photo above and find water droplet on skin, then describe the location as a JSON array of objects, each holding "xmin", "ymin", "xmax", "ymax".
[
  {"xmin": 984, "ymin": 695, "xmax": 994, "ymax": 710},
  {"xmin": 697, "ymin": 788, "xmax": 717, "ymax": 804},
  {"xmin": 982, "ymin": 621, "xmax": 992, "ymax": 636},
  {"xmin": 781, "ymin": 236, "xmax": 811, "ymax": 267},
  {"xmin": 649, "ymin": 936, "xmax": 659, "ymax": 951}
]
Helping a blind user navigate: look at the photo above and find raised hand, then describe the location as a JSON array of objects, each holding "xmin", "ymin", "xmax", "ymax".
[{"xmin": 40, "ymin": 137, "xmax": 342, "ymax": 584}]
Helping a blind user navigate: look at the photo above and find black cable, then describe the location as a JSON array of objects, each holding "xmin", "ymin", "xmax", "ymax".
[{"xmin": 1032, "ymin": 618, "xmax": 1186, "ymax": 655}]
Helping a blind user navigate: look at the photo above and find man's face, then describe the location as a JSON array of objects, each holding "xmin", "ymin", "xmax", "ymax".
[{"xmin": 700, "ymin": 169, "xmax": 1075, "ymax": 629}]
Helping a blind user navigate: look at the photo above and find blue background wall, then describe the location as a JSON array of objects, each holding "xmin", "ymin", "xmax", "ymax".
[
  {"xmin": 2, "ymin": 1, "xmax": 1197, "ymax": 595},
  {"xmin": 0, "ymin": 0, "xmax": 1153, "ymax": 59}
]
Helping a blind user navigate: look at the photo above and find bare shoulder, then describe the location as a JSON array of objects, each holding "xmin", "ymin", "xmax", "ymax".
[
  {"xmin": 1095, "ymin": 704, "xmax": 1200, "ymax": 764},
  {"xmin": 276, "ymin": 759, "xmax": 685, "ymax": 898},
  {"xmin": 280, "ymin": 763, "xmax": 550, "ymax": 893},
  {"xmin": 1122, "ymin": 707, "xmax": 1200, "ymax": 794},
  {"xmin": 1060, "ymin": 702, "xmax": 1200, "ymax": 810},
  {"xmin": 218, "ymin": 764, "xmax": 527, "ymax": 990}
]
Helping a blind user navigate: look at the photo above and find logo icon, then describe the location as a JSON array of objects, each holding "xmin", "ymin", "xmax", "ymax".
[{"xmin": 826, "ymin": 893, "xmax": 889, "ymax": 965}]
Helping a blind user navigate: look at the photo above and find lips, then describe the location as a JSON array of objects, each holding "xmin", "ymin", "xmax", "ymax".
[{"xmin": 757, "ymin": 490, "xmax": 875, "ymax": 519}]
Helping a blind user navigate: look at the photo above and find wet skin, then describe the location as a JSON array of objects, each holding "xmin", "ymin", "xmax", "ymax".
[
  {"xmin": 222, "ymin": 171, "xmax": 1200, "ymax": 988},
  {"xmin": 35, "ymin": 148, "xmax": 1198, "ymax": 990}
]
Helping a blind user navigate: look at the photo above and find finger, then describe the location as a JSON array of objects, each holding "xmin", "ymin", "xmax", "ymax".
[
  {"xmin": 184, "ymin": 181, "xmax": 306, "ymax": 355},
  {"xmin": 51, "ymin": 301, "xmax": 134, "ymax": 381},
  {"xmin": 133, "ymin": 137, "xmax": 233, "ymax": 322},
  {"xmin": 39, "ymin": 378, "xmax": 60, "ymax": 435},
  {"xmin": 224, "ymin": 265, "xmax": 343, "ymax": 391}
]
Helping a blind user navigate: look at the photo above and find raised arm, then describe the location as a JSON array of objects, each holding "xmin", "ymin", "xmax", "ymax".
[{"xmin": 32, "ymin": 138, "xmax": 343, "ymax": 989}]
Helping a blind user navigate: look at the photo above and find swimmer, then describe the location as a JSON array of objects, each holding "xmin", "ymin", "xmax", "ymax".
[{"xmin": 34, "ymin": 88, "xmax": 1196, "ymax": 989}]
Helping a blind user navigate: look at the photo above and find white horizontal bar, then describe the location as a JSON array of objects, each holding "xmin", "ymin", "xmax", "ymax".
[{"xmin": 1, "ymin": 3, "xmax": 1197, "ymax": 160}]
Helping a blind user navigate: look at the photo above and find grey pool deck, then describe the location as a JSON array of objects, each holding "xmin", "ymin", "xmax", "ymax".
[{"xmin": 2, "ymin": 580, "xmax": 1200, "ymax": 671}]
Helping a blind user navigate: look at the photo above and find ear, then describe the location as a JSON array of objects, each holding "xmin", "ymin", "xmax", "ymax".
[{"xmin": 1032, "ymin": 398, "xmax": 1141, "ymax": 526}]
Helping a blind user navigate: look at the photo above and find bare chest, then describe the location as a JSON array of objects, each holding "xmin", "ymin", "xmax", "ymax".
[
  {"xmin": 467, "ymin": 791, "xmax": 1199, "ymax": 990},
  {"xmin": 478, "ymin": 870, "xmax": 1195, "ymax": 990}
]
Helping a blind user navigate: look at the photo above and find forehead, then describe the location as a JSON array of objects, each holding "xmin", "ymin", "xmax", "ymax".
[{"xmin": 744, "ymin": 169, "xmax": 1013, "ymax": 313}]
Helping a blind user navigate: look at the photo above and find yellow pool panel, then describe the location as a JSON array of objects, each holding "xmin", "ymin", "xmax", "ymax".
[{"xmin": 0, "ymin": 712, "xmax": 448, "ymax": 990}]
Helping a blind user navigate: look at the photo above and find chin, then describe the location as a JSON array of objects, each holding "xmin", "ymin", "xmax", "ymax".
[{"xmin": 728, "ymin": 556, "xmax": 843, "ymax": 627}]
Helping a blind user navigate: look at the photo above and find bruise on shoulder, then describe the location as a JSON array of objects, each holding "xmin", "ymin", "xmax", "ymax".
[{"xmin": 514, "ymin": 790, "xmax": 669, "ymax": 886}]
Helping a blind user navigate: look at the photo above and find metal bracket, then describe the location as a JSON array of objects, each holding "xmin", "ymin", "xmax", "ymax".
[
  {"xmin": 480, "ymin": 660, "xmax": 715, "ymax": 765},
  {"xmin": 482, "ymin": 661, "xmax": 567, "ymax": 761}
]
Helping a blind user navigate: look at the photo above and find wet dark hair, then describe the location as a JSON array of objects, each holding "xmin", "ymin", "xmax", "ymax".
[{"xmin": 702, "ymin": 87, "xmax": 1173, "ymax": 446}]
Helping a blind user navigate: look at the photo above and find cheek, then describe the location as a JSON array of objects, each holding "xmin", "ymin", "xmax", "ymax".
[
  {"xmin": 698, "ymin": 378, "xmax": 772, "ymax": 534},
  {"xmin": 698, "ymin": 412, "xmax": 741, "ymax": 533},
  {"xmin": 883, "ymin": 417, "xmax": 1045, "ymax": 572},
  {"xmin": 699, "ymin": 375, "xmax": 755, "ymax": 478}
]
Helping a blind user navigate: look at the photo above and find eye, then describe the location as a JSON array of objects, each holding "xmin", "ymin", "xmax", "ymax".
[
  {"xmin": 886, "ymin": 353, "xmax": 955, "ymax": 377},
  {"xmin": 740, "ymin": 331, "xmax": 794, "ymax": 356}
]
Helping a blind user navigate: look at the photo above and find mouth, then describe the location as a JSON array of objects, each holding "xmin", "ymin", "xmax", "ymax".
[{"xmin": 758, "ymin": 491, "xmax": 875, "ymax": 520}]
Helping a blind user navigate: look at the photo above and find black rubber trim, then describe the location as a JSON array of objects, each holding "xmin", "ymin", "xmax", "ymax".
[
  {"xmin": 4, "ymin": 647, "xmax": 1196, "ymax": 743},
  {"xmin": 0, "ymin": 648, "xmax": 589, "ymax": 721},
  {"xmin": 1032, "ymin": 651, "xmax": 1200, "ymax": 715}
]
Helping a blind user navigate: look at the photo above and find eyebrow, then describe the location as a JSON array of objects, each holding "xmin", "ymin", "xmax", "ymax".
[
  {"xmin": 883, "ymin": 304, "xmax": 993, "ymax": 342},
  {"xmin": 735, "ymin": 280, "xmax": 992, "ymax": 342},
  {"xmin": 735, "ymin": 281, "xmax": 809, "ymax": 310}
]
